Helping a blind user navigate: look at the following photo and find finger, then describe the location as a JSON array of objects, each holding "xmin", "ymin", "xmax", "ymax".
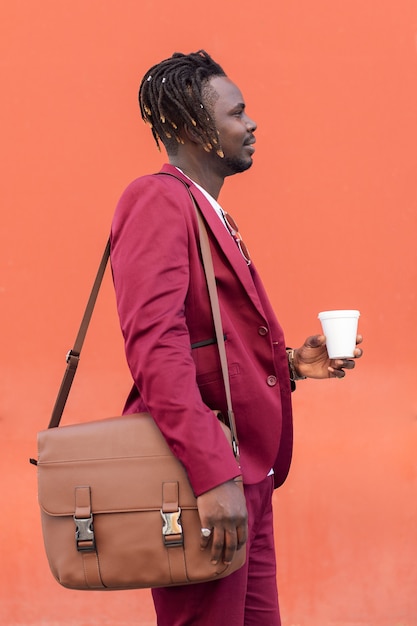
[
  {"xmin": 355, "ymin": 334, "xmax": 363, "ymax": 345},
  {"xmin": 236, "ymin": 522, "xmax": 247, "ymax": 551},
  {"xmin": 305, "ymin": 334, "xmax": 326, "ymax": 349},
  {"xmin": 328, "ymin": 366, "xmax": 346, "ymax": 378},
  {"xmin": 333, "ymin": 358, "xmax": 356, "ymax": 370},
  {"xmin": 221, "ymin": 528, "xmax": 238, "ymax": 565},
  {"xmin": 199, "ymin": 527, "xmax": 213, "ymax": 551},
  {"xmin": 209, "ymin": 527, "xmax": 226, "ymax": 565}
]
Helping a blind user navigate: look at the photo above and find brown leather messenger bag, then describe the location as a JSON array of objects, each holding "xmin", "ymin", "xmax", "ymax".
[{"xmin": 31, "ymin": 178, "xmax": 245, "ymax": 590}]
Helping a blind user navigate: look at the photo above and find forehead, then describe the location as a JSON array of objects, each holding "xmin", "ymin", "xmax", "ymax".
[{"xmin": 203, "ymin": 76, "xmax": 245, "ymax": 112}]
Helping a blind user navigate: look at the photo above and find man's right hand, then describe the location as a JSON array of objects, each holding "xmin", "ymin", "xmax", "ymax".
[{"xmin": 197, "ymin": 478, "xmax": 248, "ymax": 565}]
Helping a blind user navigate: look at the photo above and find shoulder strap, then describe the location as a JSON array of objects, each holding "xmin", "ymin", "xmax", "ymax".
[
  {"xmin": 48, "ymin": 241, "xmax": 110, "ymax": 428},
  {"xmin": 47, "ymin": 179, "xmax": 239, "ymax": 460},
  {"xmin": 194, "ymin": 206, "xmax": 240, "ymax": 460}
]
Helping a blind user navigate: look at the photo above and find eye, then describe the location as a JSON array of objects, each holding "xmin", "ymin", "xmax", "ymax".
[{"xmin": 230, "ymin": 104, "xmax": 245, "ymax": 118}]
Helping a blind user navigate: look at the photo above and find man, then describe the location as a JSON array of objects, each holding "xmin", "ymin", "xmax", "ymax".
[{"xmin": 110, "ymin": 50, "xmax": 362, "ymax": 626}]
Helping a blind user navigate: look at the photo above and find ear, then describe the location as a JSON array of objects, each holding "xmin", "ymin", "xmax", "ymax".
[{"xmin": 183, "ymin": 123, "xmax": 202, "ymax": 145}]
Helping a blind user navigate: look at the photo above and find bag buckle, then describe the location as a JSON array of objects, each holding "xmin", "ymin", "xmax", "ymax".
[
  {"xmin": 74, "ymin": 514, "xmax": 96, "ymax": 552},
  {"xmin": 161, "ymin": 509, "xmax": 183, "ymax": 547}
]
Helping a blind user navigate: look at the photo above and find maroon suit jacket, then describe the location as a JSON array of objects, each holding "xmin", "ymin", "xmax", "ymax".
[{"xmin": 110, "ymin": 164, "xmax": 293, "ymax": 497}]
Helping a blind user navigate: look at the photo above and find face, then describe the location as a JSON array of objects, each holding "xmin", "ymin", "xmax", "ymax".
[{"xmin": 203, "ymin": 76, "xmax": 257, "ymax": 176}]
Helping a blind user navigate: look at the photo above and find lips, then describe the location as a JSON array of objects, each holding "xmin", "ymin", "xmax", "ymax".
[
  {"xmin": 244, "ymin": 138, "xmax": 256, "ymax": 155},
  {"xmin": 244, "ymin": 136, "xmax": 256, "ymax": 154},
  {"xmin": 244, "ymin": 136, "xmax": 256, "ymax": 147}
]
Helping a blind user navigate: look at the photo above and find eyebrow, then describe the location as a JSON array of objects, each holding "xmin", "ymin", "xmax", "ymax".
[{"xmin": 229, "ymin": 102, "xmax": 245, "ymax": 112}]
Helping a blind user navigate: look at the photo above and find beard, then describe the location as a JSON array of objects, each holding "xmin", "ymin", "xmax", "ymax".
[{"xmin": 221, "ymin": 154, "xmax": 254, "ymax": 176}]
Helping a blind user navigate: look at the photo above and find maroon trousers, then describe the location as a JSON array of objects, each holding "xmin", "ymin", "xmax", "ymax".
[{"xmin": 152, "ymin": 475, "xmax": 281, "ymax": 626}]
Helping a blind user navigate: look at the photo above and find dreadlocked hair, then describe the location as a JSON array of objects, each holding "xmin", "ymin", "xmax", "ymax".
[{"xmin": 139, "ymin": 50, "xmax": 226, "ymax": 155}]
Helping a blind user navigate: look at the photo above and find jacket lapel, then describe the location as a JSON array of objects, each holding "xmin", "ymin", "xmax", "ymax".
[{"xmin": 159, "ymin": 165, "xmax": 267, "ymax": 320}]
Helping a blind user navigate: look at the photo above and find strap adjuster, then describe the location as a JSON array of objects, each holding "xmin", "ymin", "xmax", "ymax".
[{"xmin": 66, "ymin": 349, "xmax": 80, "ymax": 363}]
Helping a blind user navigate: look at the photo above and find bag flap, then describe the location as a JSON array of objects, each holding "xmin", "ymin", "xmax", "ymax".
[{"xmin": 37, "ymin": 413, "xmax": 197, "ymax": 516}]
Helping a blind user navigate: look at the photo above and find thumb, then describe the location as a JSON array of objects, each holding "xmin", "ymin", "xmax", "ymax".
[{"xmin": 305, "ymin": 334, "xmax": 326, "ymax": 349}]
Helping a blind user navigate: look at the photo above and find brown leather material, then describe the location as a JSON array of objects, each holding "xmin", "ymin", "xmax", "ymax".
[
  {"xmin": 82, "ymin": 551, "xmax": 104, "ymax": 589},
  {"xmin": 37, "ymin": 413, "xmax": 246, "ymax": 590}
]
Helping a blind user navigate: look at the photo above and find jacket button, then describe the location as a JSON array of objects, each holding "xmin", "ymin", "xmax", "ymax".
[
  {"xmin": 267, "ymin": 375, "xmax": 277, "ymax": 387},
  {"xmin": 258, "ymin": 326, "xmax": 268, "ymax": 336}
]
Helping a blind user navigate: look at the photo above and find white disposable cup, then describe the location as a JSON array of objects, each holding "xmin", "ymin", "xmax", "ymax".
[{"xmin": 318, "ymin": 310, "xmax": 360, "ymax": 359}]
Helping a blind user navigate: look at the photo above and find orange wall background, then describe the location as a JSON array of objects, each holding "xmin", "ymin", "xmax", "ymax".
[{"xmin": 1, "ymin": 1, "xmax": 417, "ymax": 625}]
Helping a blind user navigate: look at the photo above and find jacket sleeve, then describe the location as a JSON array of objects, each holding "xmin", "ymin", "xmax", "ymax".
[{"xmin": 110, "ymin": 175, "xmax": 241, "ymax": 496}]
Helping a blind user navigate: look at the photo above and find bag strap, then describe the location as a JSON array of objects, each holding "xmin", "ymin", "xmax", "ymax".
[
  {"xmin": 193, "ymin": 200, "xmax": 239, "ymax": 460},
  {"xmin": 47, "ymin": 182, "xmax": 240, "ymax": 460},
  {"xmin": 48, "ymin": 240, "xmax": 110, "ymax": 429},
  {"xmin": 158, "ymin": 172, "xmax": 239, "ymax": 458}
]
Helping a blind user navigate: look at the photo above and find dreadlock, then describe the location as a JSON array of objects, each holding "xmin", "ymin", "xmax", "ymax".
[{"xmin": 139, "ymin": 50, "xmax": 226, "ymax": 155}]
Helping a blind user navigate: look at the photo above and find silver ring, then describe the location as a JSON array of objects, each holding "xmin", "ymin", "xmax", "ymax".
[{"xmin": 201, "ymin": 527, "xmax": 212, "ymax": 538}]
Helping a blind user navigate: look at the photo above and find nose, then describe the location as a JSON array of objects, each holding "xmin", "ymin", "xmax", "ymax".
[{"xmin": 245, "ymin": 114, "xmax": 257, "ymax": 132}]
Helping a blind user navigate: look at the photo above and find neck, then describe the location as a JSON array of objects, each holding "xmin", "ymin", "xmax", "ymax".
[{"xmin": 168, "ymin": 150, "xmax": 224, "ymax": 200}]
